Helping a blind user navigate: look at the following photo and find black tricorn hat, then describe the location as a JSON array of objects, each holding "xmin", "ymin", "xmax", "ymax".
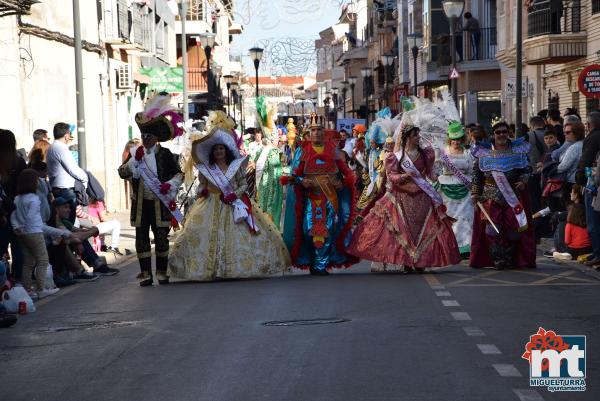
[{"xmin": 135, "ymin": 113, "xmax": 174, "ymax": 142}]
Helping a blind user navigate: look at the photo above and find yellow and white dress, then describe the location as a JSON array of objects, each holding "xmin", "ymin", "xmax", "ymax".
[{"xmin": 168, "ymin": 158, "xmax": 291, "ymax": 281}]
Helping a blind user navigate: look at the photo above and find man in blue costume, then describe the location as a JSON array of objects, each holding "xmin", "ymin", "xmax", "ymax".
[{"xmin": 281, "ymin": 116, "xmax": 358, "ymax": 275}]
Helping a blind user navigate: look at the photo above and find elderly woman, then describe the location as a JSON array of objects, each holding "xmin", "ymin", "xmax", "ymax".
[{"xmin": 556, "ymin": 121, "xmax": 586, "ymax": 203}]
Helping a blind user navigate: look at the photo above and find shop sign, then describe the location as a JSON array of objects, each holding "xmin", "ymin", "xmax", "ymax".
[
  {"xmin": 336, "ymin": 118, "xmax": 366, "ymax": 132},
  {"xmin": 139, "ymin": 67, "xmax": 184, "ymax": 93},
  {"xmin": 505, "ymin": 77, "xmax": 528, "ymax": 99},
  {"xmin": 578, "ymin": 65, "xmax": 600, "ymax": 99}
]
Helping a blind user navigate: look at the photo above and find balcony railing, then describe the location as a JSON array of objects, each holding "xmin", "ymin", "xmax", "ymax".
[
  {"xmin": 593, "ymin": 0, "xmax": 600, "ymax": 14},
  {"xmin": 461, "ymin": 27, "xmax": 497, "ymax": 61},
  {"xmin": 528, "ymin": 1, "xmax": 583, "ymax": 38},
  {"xmin": 117, "ymin": 0, "xmax": 131, "ymax": 41},
  {"xmin": 188, "ymin": 67, "xmax": 208, "ymax": 92}
]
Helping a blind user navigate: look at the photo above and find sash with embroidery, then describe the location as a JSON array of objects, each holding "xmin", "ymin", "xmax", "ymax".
[
  {"xmin": 439, "ymin": 149, "xmax": 472, "ymax": 188},
  {"xmin": 491, "ymin": 171, "xmax": 528, "ymax": 231},
  {"xmin": 138, "ymin": 160, "xmax": 183, "ymax": 224},
  {"xmin": 366, "ymin": 148, "xmax": 381, "ymax": 196},
  {"xmin": 197, "ymin": 160, "xmax": 259, "ymax": 233},
  {"xmin": 395, "ymin": 150, "xmax": 444, "ymax": 210}
]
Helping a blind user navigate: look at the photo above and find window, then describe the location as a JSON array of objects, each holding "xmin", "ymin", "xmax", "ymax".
[
  {"xmin": 593, "ymin": 0, "xmax": 600, "ymax": 15},
  {"xmin": 587, "ymin": 98, "xmax": 600, "ymax": 113}
]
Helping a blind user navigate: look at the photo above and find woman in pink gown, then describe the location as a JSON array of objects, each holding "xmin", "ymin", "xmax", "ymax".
[{"xmin": 348, "ymin": 125, "xmax": 461, "ymax": 272}]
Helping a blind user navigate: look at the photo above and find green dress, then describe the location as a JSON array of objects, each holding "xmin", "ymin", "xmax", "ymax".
[{"xmin": 254, "ymin": 146, "xmax": 284, "ymax": 228}]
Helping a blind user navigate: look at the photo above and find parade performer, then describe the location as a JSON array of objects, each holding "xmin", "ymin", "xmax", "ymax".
[
  {"xmin": 118, "ymin": 94, "xmax": 184, "ymax": 286},
  {"xmin": 470, "ymin": 121, "xmax": 536, "ymax": 269},
  {"xmin": 281, "ymin": 116, "xmax": 358, "ymax": 275},
  {"xmin": 348, "ymin": 123, "xmax": 461, "ymax": 272},
  {"xmin": 436, "ymin": 121, "xmax": 475, "ymax": 256},
  {"xmin": 168, "ymin": 111, "xmax": 290, "ymax": 281},
  {"xmin": 253, "ymin": 97, "xmax": 284, "ymax": 226}
]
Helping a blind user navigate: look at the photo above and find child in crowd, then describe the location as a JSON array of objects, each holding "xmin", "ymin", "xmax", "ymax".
[
  {"xmin": 10, "ymin": 169, "xmax": 71, "ymax": 298},
  {"xmin": 553, "ymin": 185, "xmax": 592, "ymax": 260},
  {"xmin": 87, "ymin": 195, "xmax": 122, "ymax": 255}
]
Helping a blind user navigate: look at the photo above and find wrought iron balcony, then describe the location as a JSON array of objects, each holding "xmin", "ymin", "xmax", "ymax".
[
  {"xmin": 0, "ymin": 0, "xmax": 39, "ymax": 18},
  {"xmin": 524, "ymin": 1, "xmax": 586, "ymax": 64},
  {"xmin": 188, "ymin": 67, "xmax": 208, "ymax": 93}
]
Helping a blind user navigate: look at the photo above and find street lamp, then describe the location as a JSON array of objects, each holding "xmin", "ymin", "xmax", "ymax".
[
  {"xmin": 360, "ymin": 67, "xmax": 372, "ymax": 127},
  {"xmin": 176, "ymin": 0, "xmax": 189, "ymax": 122},
  {"xmin": 442, "ymin": 0, "xmax": 465, "ymax": 106},
  {"xmin": 331, "ymin": 87, "xmax": 339, "ymax": 124},
  {"xmin": 348, "ymin": 76, "xmax": 357, "ymax": 118},
  {"xmin": 231, "ymin": 82, "xmax": 239, "ymax": 123},
  {"xmin": 381, "ymin": 54, "xmax": 394, "ymax": 107},
  {"xmin": 223, "ymin": 74, "xmax": 233, "ymax": 118},
  {"xmin": 324, "ymin": 90, "xmax": 331, "ymax": 127},
  {"xmin": 248, "ymin": 47, "xmax": 264, "ymax": 98},
  {"xmin": 340, "ymin": 80, "xmax": 348, "ymax": 118},
  {"xmin": 197, "ymin": 32, "xmax": 216, "ymax": 104},
  {"xmin": 239, "ymin": 88, "xmax": 245, "ymax": 133},
  {"xmin": 407, "ymin": 33, "xmax": 423, "ymax": 97}
]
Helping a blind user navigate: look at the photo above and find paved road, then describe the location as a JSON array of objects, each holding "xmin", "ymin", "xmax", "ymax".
[{"xmin": 1, "ymin": 256, "xmax": 598, "ymax": 401}]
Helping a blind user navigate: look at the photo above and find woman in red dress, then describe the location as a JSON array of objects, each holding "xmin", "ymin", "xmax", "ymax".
[{"xmin": 348, "ymin": 125, "xmax": 461, "ymax": 272}]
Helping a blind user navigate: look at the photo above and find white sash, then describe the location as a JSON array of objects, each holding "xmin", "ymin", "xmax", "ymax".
[
  {"xmin": 138, "ymin": 160, "xmax": 183, "ymax": 224},
  {"xmin": 255, "ymin": 145, "xmax": 272, "ymax": 189},
  {"xmin": 491, "ymin": 171, "xmax": 528, "ymax": 231},
  {"xmin": 196, "ymin": 160, "xmax": 259, "ymax": 233},
  {"xmin": 366, "ymin": 150, "xmax": 379, "ymax": 196},
  {"xmin": 395, "ymin": 150, "xmax": 444, "ymax": 208},
  {"xmin": 439, "ymin": 149, "xmax": 472, "ymax": 188}
]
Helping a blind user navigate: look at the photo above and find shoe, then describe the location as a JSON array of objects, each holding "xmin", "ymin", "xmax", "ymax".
[
  {"xmin": 137, "ymin": 271, "xmax": 153, "ymax": 287},
  {"xmin": 552, "ymin": 252, "xmax": 572, "ymax": 261},
  {"xmin": 73, "ymin": 271, "xmax": 100, "ymax": 282},
  {"xmin": 106, "ymin": 246, "xmax": 123, "ymax": 256},
  {"xmin": 156, "ymin": 271, "xmax": 169, "ymax": 285},
  {"xmin": 94, "ymin": 264, "xmax": 119, "ymax": 276},
  {"xmin": 403, "ymin": 266, "xmax": 415, "ymax": 274},
  {"xmin": 27, "ymin": 290, "xmax": 39, "ymax": 301},
  {"xmin": 415, "ymin": 268, "xmax": 425, "ymax": 274},
  {"xmin": 584, "ymin": 258, "xmax": 600, "ymax": 267},
  {"xmin": 312, "ymin": 268, "xmax": 329, "ymax": 276},
  {"xmin": 543, "ymin": 249, "xmax": 555, "ymax": 258},
  {"xmin": 54, "ymin": 274, "xmax": 76, "ymax": 288},
  {"xmin": 37, "ymin": 287, "xmax": 60, "ymax": 299}
]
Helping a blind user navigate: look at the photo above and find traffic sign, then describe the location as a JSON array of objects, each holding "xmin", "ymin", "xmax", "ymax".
[
  {"xmin": 450, "ymin": 68, "xmax": 460, "ymax": 80},
  {"xmin": 578, "ymin": 65, "xmax": 600, "ymax": 99}
]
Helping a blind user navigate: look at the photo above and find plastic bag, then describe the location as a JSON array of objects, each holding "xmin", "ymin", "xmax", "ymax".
[
  {"xmin": 46, "ymin": 264, "xmax": 54, "ymax": 287},
  {"xmin": 1, "ymin": 286, "xmax": 36, "ymax": 314}
]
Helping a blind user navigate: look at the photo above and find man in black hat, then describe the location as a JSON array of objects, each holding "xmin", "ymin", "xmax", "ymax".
[{"xmin": 118, "ymin": 96, "xmax": 183, "ymax": 286}]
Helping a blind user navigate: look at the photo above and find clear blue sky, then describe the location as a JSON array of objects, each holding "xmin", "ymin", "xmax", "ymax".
[{"xmin": 230, "ymin": 0, "xmax": 343, "ymax": 76}]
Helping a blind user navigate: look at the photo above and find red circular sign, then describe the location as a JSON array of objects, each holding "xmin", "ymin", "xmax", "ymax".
[{"xmin": 578, "ymin": 65, "xmax": 600, "ymax": 99}]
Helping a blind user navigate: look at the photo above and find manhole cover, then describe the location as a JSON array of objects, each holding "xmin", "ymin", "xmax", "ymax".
[
  {"xmin": 263, "ymin": 318, "xmax": 350, "ymax": 327},
  {"xmin": 40, "ymin": 320, "xmax": 144, "ymax": 332}
]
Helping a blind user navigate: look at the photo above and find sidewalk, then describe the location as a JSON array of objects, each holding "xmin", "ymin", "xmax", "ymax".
[{"xmin": 94, "ymin": 211, "xmax": 137, "ymax": 267}]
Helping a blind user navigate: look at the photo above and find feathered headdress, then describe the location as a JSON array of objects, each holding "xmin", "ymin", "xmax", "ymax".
[{"xmin": 135, "ymin": 93, "xmax": 184, "ymax": 141}]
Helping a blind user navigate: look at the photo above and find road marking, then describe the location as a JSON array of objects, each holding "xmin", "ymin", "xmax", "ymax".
[
  {"xmin": 442, "ymin": 300, "xmax": 460, "ymax": 307},
  {"xmin": 423, "ymin": 274, "xmax": 443, "ymax": 288},
  {"xmin": 463, "ymin": 326, "xmax": 486, "ymax": 336},
  {"xmin": 513, "ymin": 389, "xmax": 545, "ymax": 401},
  {"xmin": 435, "ymin": 291, "xmax": 451, "ymax": 296},
  {"xmin": 477, "ymin": 344, "xmax": 502, "ymax": 354},
  {"xmin": 492, "ymin": 364, "xmax": 522, "ymax": 377},
  {"xmin": 450, "ymin": 311, "xmax": 472, "ymax": 321}
]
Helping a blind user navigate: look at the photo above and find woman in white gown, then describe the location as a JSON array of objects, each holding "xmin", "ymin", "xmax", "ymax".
[
  {"xmin": 168, "ymin": 113, "xmax": 290, "ymax": 281},
  {"xmin": 436, "ymin": 122, "xmax": 474, "ymax": 256}
]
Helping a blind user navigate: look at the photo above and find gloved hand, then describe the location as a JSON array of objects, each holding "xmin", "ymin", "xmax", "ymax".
[
  {"xmin": 135, "ymin": 146, "xmax": 145, "ymax": 161},
  {"xmin": 160, "ymin": 182, "xmax": 171, "ymax": 195}
]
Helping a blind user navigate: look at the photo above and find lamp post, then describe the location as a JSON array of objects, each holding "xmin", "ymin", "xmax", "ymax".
[
  {"xmin": 239, "ymin": 88, "xmax": 245, "ymax": 133},
  {"xmin": 407, "ymin": 33, "xmax": 423, "ymax": 97},
  {"xmin": 442, "ymin": 0, "xmax": 465, "ymax": 106},
  {"xmin": 515, "ymin": 0, "xmax": 523, "ymax": 136},
  {"xmin": 177, "ymin": 0, "xmax": 189, "ymax": 122},
  {"xmin": 198, "ymin": 32, "xmax": 216, "ymax": 100},
  {"xmin": 223, "ymin": 74, "xmax": 233, "ymax": 118},
  {"xmin": 248, "ymin": 47, "xmax": 264, "ymax": 98},
  {"xmin": 231, "ymin": 82, "xmax": 238, "ymax": 123},
  {"xmin": 360, "ymin": 67, "xmax": 372, "ymax": 127},
  {"xmin": 381, "ymin": 54, "xmax": 394, "ymax": 107},
  {"xmin": 331, "ymin": 87, "xmax": 339, "ymax": 125},
  {"xmin": 348, "ymin": 76, "xmax": 357, "ymax": 118},
  {"xmin": 341, "ymin": 80, "xmax": 348, "ymax": 118},
  {"xmin": 324, "ymin": 90, "xmax": 331, "ymax": 127}
]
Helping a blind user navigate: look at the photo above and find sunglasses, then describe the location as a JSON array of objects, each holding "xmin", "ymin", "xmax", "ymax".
[{"xmin": 494, "ymin": 129, "xmax": 509, "ymax": 134}]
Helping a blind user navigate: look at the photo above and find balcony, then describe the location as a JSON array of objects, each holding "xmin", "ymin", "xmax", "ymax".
[
  {"xmin": 188, "ymin": 67, "xmax": 208, "ymax": 93},
  {"xmin": 524, "ymin": 1, "xmax": 587, "ymax": 65},
  {"xmin": 458, "ymin": 27, "xmax": 500, "ymax": 71}
]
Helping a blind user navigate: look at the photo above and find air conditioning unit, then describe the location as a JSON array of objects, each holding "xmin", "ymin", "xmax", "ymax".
[{"xmin": 117, "ymin": 64, "xmax": 134, "ymax": 89}]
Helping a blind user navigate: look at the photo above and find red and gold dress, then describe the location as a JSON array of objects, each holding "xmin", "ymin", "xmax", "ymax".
[{"xmin": 348, "ymin": 147, "xmax": 461, "ymax": 268}]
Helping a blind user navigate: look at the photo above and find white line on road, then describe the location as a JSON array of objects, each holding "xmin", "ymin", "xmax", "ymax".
[
  {"xmin": 492, "ymin": 364, "xmax": 522, "ymax": 377},
  {"xmin": 431, "ymin": 285, "xmax": 445, "ymax": 290},
  {"xmin": 450, "ymin": 311, "xmax": 472, "ymax": 321},
  {"xmin": 463, "ymin": 326, "xmax": 486, "ymax": 336},
  {"xmin": 513, "ymin": 389, "xmax": 545, "ymax": 401},
  {"xmin": 435, "ymin": 291, "xmax": 452, "ymax": 296},
  {"xmin": 477, "ymin": 344, "xmax": 502, "ymax": 354},
  {"xmin": 442, "ymin": 300, "xmax": 460, "ymax": 306}
]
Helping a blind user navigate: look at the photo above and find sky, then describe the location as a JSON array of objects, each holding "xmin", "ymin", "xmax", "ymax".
[{"xmin": 229, "ymin": 0, "xmax": 345, "ymax": 77}]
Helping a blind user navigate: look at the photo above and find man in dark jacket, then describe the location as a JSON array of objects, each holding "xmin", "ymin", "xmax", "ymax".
[{"xmin": 575, "ymin": 111, "xmax": 600, "ymax": 265}]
